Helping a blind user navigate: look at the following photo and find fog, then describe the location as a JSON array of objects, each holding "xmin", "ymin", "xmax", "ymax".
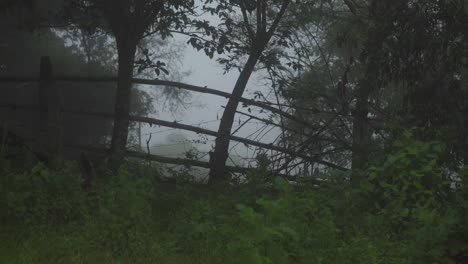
[{"xmin": 140, "ymin": 36, "xmax": 281, "ymax": 168}]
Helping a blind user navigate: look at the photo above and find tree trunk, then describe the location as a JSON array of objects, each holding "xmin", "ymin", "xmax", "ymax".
[
  {"xmin": 109, "ymin": 37, "xmax": 137, "ymax": 171},
  {"xmin": 209, "ymin": 52, "xmax": 262, "ymax": 184},
  {"xmin": 350, "ymin": 51, "xmax": 380, "ymax": 185},
  {"xmin": 351, "ymin": 80, "xmax": 372, "ymax": 173},
  {"xmin": 350, "ymin": 0, "xmax": 384, "ymax": 184},
  {"xmin": 463, "ymin": 105, "xmax": 468, "ymax": 166}
]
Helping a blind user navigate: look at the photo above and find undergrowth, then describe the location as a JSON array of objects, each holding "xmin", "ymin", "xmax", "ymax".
[{"xmin": 1, "ymin": 135, "xmax": 468, "ymax": 263}]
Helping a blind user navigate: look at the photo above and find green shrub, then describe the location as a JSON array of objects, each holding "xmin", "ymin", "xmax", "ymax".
[
  {"xmin": 0, "ymin": 146, "xmax": 467, "ymax": 263},
  {"xmin": 0, "ymin": 162, "xmax": 86, "ymax": 226}
]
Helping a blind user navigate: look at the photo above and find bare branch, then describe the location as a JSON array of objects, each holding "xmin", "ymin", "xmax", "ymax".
[
  {"xmin": 266, "ymin": 0, "xmax": 290, "ymax": 37},
  {"xmin": 239, "ymin": 0, "xmax": 256, "ymax": 40},
  {"xmin": 343, "ymin": 0, "xmax": 357, "ymax": 15}
]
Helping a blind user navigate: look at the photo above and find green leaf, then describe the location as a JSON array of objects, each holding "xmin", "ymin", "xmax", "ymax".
[{"xmin": 273, "ymin": 177, "xmax": 292, "ymax": 193}]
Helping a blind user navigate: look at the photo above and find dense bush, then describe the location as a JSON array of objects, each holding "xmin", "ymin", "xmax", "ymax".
[{"xmin": 1, "ymin": 136, "xmax": 468, "ymax": 263}]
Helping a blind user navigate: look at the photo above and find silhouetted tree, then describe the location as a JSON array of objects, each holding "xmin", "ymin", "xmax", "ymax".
[
  {"xmin": 204, "ymin": 0, "xmax": 293, "ymax": 184},
  {"xmin": 60, "ymin": 0, "xmax": 203, "ymax": 170}
]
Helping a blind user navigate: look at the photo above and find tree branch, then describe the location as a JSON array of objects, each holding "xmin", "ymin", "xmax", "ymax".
[{"xmin": 266, "ymin": 0, "xmax": 290, "ymax": 37}]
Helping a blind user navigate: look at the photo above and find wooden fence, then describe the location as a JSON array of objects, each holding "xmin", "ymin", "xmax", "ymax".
[{"xmin": 0, "ymin": 57, "xmax": 347, "ymax": 176}]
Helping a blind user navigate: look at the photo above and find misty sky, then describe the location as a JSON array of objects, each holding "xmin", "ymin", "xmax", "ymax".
[{"xmin": 140, "ymin": 35, "xmax": 281, "ymax": 166}]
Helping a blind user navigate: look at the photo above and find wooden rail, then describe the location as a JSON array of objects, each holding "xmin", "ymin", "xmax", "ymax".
[
  {"xmin": 0, "ymin": 75, "xmax": 316, "ymax": 129},
  {"xmin": 0, "ymin": 71, "xmax": 347, "ymax": 172},
  {"xmin": 0, "ymin": 102, "xmax": 347, "ymax": 171},
  {"xmin": 66, "ymin": 144, "xmax": 321, "ymax": 184}
]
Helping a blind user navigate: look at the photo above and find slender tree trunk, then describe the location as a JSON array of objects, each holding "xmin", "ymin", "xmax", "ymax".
[
  {"xmin": 138, "ymin": 121, "xmax": 142, "ymax": 151},
  {"xmin": 350, "ymin": 48, "xmax": 380, "ymax": 185},
  {"xmin": 109, "ymin": 37, "xmax": 137, "ymax": 171},
  {"xmin": 209, "ymin": 51, "xmax": 262, "ymax": 184},
  {"xmin": 350, "ymin": 0, "xmax": 384, "ymax": 184},
  {"xmin": 351, "ymin": 80, "xmax": 372, "ymax": 173},
  {"xmin": 463, "ymin": 105, "xmax": 468, "ymax": 166}
]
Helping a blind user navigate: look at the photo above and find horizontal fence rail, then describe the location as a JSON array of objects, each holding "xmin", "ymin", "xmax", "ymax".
[
  {"xmin": 0, "ymin": 76, "xmax": 317, "ymax": 130},
  {"xmin": 0, "ymin": 74, "xmax": 348, "ymax": 172},
  {"xmin": 65, "ymin": 144, "xmax": 322, "ymax": 184},
  {"xmin": 0, "ymin": 102, "xmax": 347, "ymax": 171}
]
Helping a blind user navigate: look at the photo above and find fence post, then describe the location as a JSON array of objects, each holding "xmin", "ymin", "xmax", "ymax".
[
  {"xmin": 1, "ymin": 121, "xmax": 7, "ymax": 158},
  {"xmin": 38, "ymin": 56, "xmax": 63, "ymax": 167}
]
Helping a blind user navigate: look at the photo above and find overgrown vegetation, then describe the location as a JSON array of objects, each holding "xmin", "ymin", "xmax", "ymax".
[
  {"xmin": 1, "ymin": 0, "xmax": 467, "ymax": 262},
  {"xmin": 1, "ymin": 131, "xmax": 467, "ymax": 263}
]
